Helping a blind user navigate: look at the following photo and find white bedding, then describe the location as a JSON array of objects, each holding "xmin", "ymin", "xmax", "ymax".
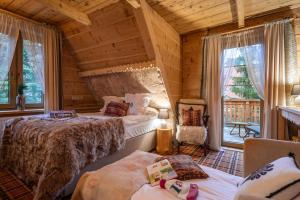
[
  {"xmin": 78, "ymin": 113, "xmax": 160, "ymax": 139},
  {"xmin": 132, "ymin": 166, "xmax": 243, "ymax": 200}
]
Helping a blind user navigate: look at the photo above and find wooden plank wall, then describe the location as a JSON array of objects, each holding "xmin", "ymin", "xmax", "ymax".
[
  {"xmin": 59, "ymin": 2, "xmax": 148, "ymax": 71},
  {"xmin": 61, "ymin": 44, "xmax": 99, "ymax": 111},
  {"xmin": 182, "ymin": 8, "xmax": 300, "ymax": 99},
  {"xmin": 140, "ymin": 0, "xmax": 182, "ymax": 111}
]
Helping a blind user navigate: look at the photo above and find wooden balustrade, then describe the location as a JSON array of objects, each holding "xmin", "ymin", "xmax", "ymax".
[{"xmin": 224, "ymin": 99, "xmax": 261, "ymax": 124}]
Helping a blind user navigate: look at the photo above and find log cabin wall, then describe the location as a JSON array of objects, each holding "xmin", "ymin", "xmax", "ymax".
[
  {"xmin": 140, "ymin": 0, "xmax": 182, "ymax": 111},
  {"xmin": 182, "ymin": 8, "xmax": 300, "ymax": 99},
  {"xmin": 59, "ymin": 2, "xmax": 149, "ymax": 71},
  {"xmin": 61, "ymin": 45, "xmax": 99, "ymax": 111}
]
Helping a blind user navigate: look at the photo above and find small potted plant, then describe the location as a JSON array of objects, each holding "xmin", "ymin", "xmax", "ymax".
[{"xmin": 16, "ymin": 84, "xmax": 27, "ymax": 111}]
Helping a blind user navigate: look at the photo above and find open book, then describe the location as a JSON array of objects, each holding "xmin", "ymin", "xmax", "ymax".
[{"xmin": 147, "ymin": 159, "xmax": 177, "ymax": 186}]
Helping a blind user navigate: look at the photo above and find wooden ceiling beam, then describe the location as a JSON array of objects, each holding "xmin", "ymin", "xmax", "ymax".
[
  {"xmin": 35, "ymin": 0, "xmax": 92, "ymax": 25},
  {"xmin": 126, "ymin": 0, "xmax": 140, "ymax": 8},
  {"xmin": 234, "ymin": 0, "xmax": 245, "ymax": 27}
]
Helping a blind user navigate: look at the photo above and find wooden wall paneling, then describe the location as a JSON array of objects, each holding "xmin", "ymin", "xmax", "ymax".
[
  {"xmin": 61, "ymin": 44, "xmax": 99, "ymax": 111},
  {"xmin": 140, "ymin": 0, "xmax": 182, "ymax": 112},
  {"xmin": 59, "ymin": 1, "xmax": 149, "ymax": 71},
  {"xmin": 133, "ymin": 8, "xmax": 155, "ymax": 60},
  {"xmin": 79, "ymin": 61, "xmax": 156, "ymax": 77},
  {"xmin": 182, "ymin": 31, "xmax": 207, "ymax": 98}
]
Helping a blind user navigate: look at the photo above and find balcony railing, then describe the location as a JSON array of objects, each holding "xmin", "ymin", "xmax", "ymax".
[{"xmin": 224, "ymin": 99, "xmax": 261, "ymax": 124}]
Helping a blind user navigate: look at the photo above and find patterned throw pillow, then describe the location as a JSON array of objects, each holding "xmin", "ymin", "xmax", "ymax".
[
  {"xmin": 182, "ymin": 109, "xmax": 192, "ymax": 126},
  {"xmin": 182, "ymin": 108, "xmax": 203, "ymax": 126},
  {"xmin": 104, "ymin": 101, "xmax": 129, "ymax": 117},
  {"xmin": 155, "ymin": 155, "xmax": 209, "ymax": 181},
  {"xmin": 234, "ymin": 153, "xmax": 300, "ymax": 200}
]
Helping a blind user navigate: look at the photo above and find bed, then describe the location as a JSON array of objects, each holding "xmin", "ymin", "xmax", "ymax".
[
  {"xmin": 132, "ymin": 166, "xmax": 242, "ymax": 200},
  {"xmin": 0, "ymin": 112, "xmax": 159, "ymax": 199}
]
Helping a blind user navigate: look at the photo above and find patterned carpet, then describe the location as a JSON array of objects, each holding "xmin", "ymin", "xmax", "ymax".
[
  {"xmin": 0, "ymin": 144, "xmax": 243, "ymax": 200},
  {"xmin": 178, "ymin": 144, "xmax": 244, "ymax": 177},
  {"xmin": 0, "ymin": 169, "xmax": 33, "ymax": 200}
]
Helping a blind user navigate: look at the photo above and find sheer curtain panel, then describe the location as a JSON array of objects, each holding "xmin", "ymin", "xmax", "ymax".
[
  {"xmin": 264, "ymin": 20, "xmax": 287, "ymax": 139},
  {"xmin": 221, "ymin": 28, "xmax": 265, "ymax": 99},
  {"xmin": 203, "ymin": 36, "xmax": 222, "ymax": 150},
  {"xmin": 0, "ymin": 13, "xmax": 19, "ymax": 89},
  {"xmin": 44, "ymin": 29, "xmax": 60, "ymax": 112}
]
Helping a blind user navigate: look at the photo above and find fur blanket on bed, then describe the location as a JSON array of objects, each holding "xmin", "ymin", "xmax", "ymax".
[
  {"xmin": 72, "ymin": 150, "xmax": 159, "ymax": 200},
  {"xmin": 0, "ymin": 116, "xmax": 125, "ymax": 200}
]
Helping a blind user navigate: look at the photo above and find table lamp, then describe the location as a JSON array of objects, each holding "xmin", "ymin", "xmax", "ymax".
[{"xmin": 158, "ymin": 108, "xmax": 169, "ymax": 129}]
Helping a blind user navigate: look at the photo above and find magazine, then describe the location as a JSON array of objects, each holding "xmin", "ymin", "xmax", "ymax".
[{"xmin": 147, "ymin": 159, "xmax": 177, "ymax": 186}]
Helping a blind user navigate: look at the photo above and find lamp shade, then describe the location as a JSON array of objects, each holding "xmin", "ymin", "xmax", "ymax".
[
  {"xmin": 158, "ymin": 108, "xmax": 169, "ymax": 119},
  {"xmin": 291, "ymin": 84, "xmax": 300, "ymax": 96}
]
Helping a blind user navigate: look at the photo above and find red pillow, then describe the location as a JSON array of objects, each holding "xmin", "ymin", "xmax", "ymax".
[
  {"xmin": 104, "ymin": 101, "xmax": 129, "ymax": 117},
  {"xmin": 182, "ymin": 108, "xmax": 203, "ymax": 126}
]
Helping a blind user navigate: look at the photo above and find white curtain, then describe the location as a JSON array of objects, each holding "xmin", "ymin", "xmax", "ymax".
[
  {"xmin": 44, "ymin": 29, "xmax": 60, "ymax": 112},
  {"xmin": 20, "ymin": 24, "xmax": 45, "ymax": 92},
  {"xmin": 0, "ymin": 11, "xmax": 60, "ymax": 111},
  {"xmin": 0, "ymin": 13, "xmax": 19, "ymax": 89},
  {"xmin": 264, "ymin": 20, "xmax": 287, "ymax": 139},
  {"xmin": 203, "ymin": 36, "xmax": 222, "ymax": 150},
  {"xmin": 221, "ymin": 28, "xmax": 265, "ymax": 99}
]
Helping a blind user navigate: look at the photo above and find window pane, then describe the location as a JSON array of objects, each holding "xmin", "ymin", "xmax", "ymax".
[
  {"xmin": 23, "ymin": 40, "xmax": 43, "ymax": 104},
  {"xmin": 0, "ymin": 33, "xmax": 10, "ymax": 104},
  {"xmin": 0, "ymin": 79, "xmax": 9, "ymax": 104}
]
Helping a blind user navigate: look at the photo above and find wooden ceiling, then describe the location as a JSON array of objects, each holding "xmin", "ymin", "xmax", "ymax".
[
  {"xmin": 1, "ymin": 0, "xmax": 300, "ymax": 34},
  {"xmin": 146, "ymin": 0, "xmax": 300, "ymax": 33}
]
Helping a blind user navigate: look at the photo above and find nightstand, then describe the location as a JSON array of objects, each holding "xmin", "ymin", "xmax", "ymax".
[{"xmin": 156, "ymin": 128, "xmax": 172, "ymax": 154}]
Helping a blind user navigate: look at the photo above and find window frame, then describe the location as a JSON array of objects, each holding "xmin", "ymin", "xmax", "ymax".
[{"xmin": 0, "ymin": 32, "xmax": 44, "ymax": 110}]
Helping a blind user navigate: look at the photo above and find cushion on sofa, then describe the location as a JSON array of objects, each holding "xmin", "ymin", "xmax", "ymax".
[
  {"xmin": 234, "ymin": 153, "xmax": 300, "ymax": 200},
  {"xmin": 155, "ymin": 155, "xmax": 209, "ymax": 181}
]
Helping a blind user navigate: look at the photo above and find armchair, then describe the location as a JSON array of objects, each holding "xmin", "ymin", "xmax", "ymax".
[{"xmin": 176, "ymin": 99, "xmax": 209, "ymax": 155}]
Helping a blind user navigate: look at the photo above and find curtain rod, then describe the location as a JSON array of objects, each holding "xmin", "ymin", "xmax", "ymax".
[
  {"xmin": 203, "ymin": 18, "xmax": 296, "ymax": 39},
  {"xmin": 0, "ymin": 8, "xmax": 46, "ymax": 26}
]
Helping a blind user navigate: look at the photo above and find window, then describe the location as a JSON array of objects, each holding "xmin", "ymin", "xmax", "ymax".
[
  {"xmin": 0, "ymin": 34, "xmax": 44, "ymax": 109},
  {"xmin": 223, "ymin": 45, "xmax": 262, "ymax": 100}
]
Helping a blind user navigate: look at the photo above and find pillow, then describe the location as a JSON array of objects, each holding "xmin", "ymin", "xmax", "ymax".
[
  {"xmin": 144, "ymin": 107, "xmax": 159, "ymax": 118},
  {"xmin": 100, "ymin": 96, "xmax": 124, "ymax": 114},
  {"xmin": 125, "ymin": 93, "xmax": 135, "ymax": 115},
  {"xmin": 176, "ymin": 125, "xmax": 207, "ymax": 144},
  {"xmin": 182, "ymin": 109, "xmax": 191, "ymax": 126},
  {"xmin": 104, "ymin": 101, "xmax": 129, "ymax": 117},
  {"xmin": 234, "ymin": 153, "xmax": 300, "ymax": 200},
  {"xmin": 178, "ymin": 104, "xmax": 205, "ymax": 125},
  {"xmin": 125, "ymin": 93, "xmax": 151, "ymax": 115},
  {"xmin": 182, "ymin": 108, "xmax": 203, "ymax": 126},
  {"xmin": 155, "ymin": 155, "xmax": 209, "ymax": 181}
]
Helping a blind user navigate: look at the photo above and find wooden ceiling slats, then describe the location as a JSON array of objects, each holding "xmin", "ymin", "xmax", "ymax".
[
  {"xmin": 0, "ymin": 0, "xmax": 15, "ymax": 8},
  {"xmin": 1, "ymin": 0, "xmax": 299, "ymax": 32}
]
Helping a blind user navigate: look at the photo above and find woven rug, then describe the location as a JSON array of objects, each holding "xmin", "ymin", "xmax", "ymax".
[
  {"xmin": 178, "ymin": 144, "xmax": 244, "ymax": 177},
  {"xmin": 0, "ymin": 169, "xmax": 33, "ymax": 200}
]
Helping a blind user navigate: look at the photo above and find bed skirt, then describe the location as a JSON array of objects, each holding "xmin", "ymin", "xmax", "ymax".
[{"xmin": 59, "ymin": 130, "xmax": 157, "ymax": 198}]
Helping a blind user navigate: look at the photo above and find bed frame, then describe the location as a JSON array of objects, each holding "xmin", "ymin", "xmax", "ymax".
[{"xmin": 59, "ymin": 130, "xmax": 157, "ymax": 198}]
